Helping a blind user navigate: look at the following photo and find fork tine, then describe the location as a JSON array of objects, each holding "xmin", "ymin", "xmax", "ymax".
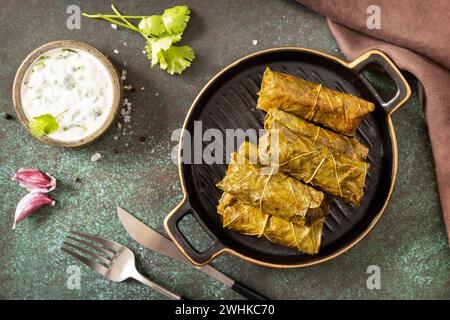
[
  {"xmin": 63, "ymin": 241, "xmax": 111, "ymax": 265},
  {"xmin": 61, "ymin": 247, "xmax": 109, "ymax": 276},
  {"xmin": 70, "ymin": 230, "xmax": 123, "ymax": 251},
  {"xmin": 66, "ymin": 235, "xmax": 115, "ymax": 258}
]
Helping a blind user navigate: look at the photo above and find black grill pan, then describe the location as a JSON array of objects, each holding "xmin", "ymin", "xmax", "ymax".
[{"xmin": 164, "ymin": 48, "xmax": 411, "ymax": 268}]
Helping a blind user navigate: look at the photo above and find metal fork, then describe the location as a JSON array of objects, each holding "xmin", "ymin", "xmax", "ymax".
[{"xmin": 61, "ymin": 230, "xmax": 185, "ymax": 300}]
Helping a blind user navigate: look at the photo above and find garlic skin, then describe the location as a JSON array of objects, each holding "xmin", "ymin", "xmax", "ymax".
[
  {"xmin": 12, "ymin": 169, "xmax": 56, "ymax": 193},
  {"xmin": 13, "ymin": 192, "xmax": 55, "ymax": 229}
]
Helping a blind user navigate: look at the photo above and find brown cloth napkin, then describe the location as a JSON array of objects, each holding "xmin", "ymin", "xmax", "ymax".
[{"xmin": 297, "ymin": 0, "xmax": 450, "ymax": 241}]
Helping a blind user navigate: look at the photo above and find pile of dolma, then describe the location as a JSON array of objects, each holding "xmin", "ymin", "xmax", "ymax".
[
  {"xmin": 216, "ymin": 67, "xmax": 374, "ymax": 255},
  {"xmin": 260, "ymin": 112, "xmax": 368, "ymax": 205},
  {"xmin": 217, "ymin": 193, "xmax": 327, "ymax": 255},
  {"xmin": 217, "ymin": 142, "xmax": 324, "ymax": 223}
]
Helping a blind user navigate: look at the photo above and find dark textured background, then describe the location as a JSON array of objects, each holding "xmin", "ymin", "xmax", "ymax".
[{"xmin": 0, "ymin": 0, "xmax": 448, "ymax": 299}]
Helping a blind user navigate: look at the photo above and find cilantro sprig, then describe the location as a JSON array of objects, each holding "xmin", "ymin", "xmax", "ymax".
[
  {"xmin": 83, "ymin": 5, "xmax": 195, "ymax": 75},
  {"xmin": 29, "ymin": 109, "xmax": 68, "ymax": 138}
]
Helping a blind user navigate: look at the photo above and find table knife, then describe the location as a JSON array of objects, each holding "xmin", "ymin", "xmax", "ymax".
[{"xmin": 117, "ymin": 207, "xmax": 267, "ymax": 300}]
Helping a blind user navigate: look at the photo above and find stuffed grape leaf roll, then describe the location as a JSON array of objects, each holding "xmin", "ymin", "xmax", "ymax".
[
  {"xmin": 216, "ymin": 142, "xmax": 324, "ymax": 223},
  {"xmin": 265, "ymin": 109, "xmax": 369, "ymax": 161},
  {"xmin": 259, "ymin": 125, "xmax": 369, "ymax": 205},
  {"xmin": 257, "ymin": 67, "xmax": 375, "ymax": 136},
  {"xmin": 217, "ymin": 193, "xmax": 327, "ymax": 255}
]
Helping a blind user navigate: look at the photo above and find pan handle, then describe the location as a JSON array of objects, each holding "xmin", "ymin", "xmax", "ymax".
[
  {"xmin": 350, "ymin": 50, "xmax": 411, "ymax": 113},
  {"xmin": 164, "ymin": 199, "xmax": 225, "ymax": 266}
]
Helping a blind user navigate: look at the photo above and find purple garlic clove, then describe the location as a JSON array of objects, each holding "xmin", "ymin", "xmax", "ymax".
[
  {"xmin": 13, "ymin": 192, "xmax": 55, "ymax": 229},
  {"xmin": 12, "ymin": 169, "xmax": 56, "ymax": 193}
]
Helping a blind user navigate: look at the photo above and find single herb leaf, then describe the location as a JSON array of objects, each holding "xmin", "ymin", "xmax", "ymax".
[
  {"xmin": 138, "ymin": 15, "xmax": 165, "ymax": 37},
  {"xmin": 159, "ymin": 45, "xmax": 195, "ymax": 75},
  {"xmin": 146, "ymin": 34, "xmax": 182, "ymax": 66},
  {"xmin": 29, "ymin": 114, "xmax": 60, "ymax": 138},
  {"xmin": 161, "ymin": 5, "xmax": 191, "ymax": 35}
]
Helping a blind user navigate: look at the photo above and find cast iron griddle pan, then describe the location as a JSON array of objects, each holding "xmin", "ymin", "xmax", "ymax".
[{"xmin": 165, "ymin": 48, "xmax": 411, "ymax": 268}]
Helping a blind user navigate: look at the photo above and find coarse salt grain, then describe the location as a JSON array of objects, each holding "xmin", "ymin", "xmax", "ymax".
[
  {"xmin": 114, "ymin": 49, "xmax": 119, "ymax": 54},
  {"xmin": 252, "ymin": 40, "xmax": 258, "ymax": 45},
  {"xmin": 111, "ymin": 24, "xmax": 117, "ymax": 29},
  {"xmin": 90, "ymin": 152, "xmax": 102, "ymax": 162}
]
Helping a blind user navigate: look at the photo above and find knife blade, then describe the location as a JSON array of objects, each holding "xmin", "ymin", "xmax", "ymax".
[{"xmin": 117, "ymin": 207, "xmax": 267, "ymax": 300}]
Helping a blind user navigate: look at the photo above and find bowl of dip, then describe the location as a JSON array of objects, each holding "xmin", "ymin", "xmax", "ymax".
[{"xmin": 13, "ymin": 40, "xmax": 122, "ymax": 147}]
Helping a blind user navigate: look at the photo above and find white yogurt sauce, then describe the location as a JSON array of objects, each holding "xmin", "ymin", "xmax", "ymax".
[{"xmin": 21, "ymin": 48, "xmax": 114, "ymax": 142}]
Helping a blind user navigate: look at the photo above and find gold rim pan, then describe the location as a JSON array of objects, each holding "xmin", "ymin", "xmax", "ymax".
[{"xmin": 164, "ymin": 47, "xmax": 411, "ymax": 268}]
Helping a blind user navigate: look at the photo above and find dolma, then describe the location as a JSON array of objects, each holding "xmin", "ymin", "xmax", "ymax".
[
  {"xmin": 217, "ymin": 193, "xmax": 327, "ymax": 255},
  {"xmin": 265, "ymin": 109, "xmax": 368, "ymax": 161},
  {"xmin": 257, "ymin": 67, "xmax": 375, "ymax": 136},
  {"xmin": 259, "ymin": 125, "xmax": 368, "ymax": 205},
  {"xmin": 216, "ymin": 142, "xmax": 324, "ymax": 223}
]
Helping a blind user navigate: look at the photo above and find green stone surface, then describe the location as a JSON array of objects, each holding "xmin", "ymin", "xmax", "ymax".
[{"xmin": 0, "ymin": 0, "xmax": 448, "ymax": 300}]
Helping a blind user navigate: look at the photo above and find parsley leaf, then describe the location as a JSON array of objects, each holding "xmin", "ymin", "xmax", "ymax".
[
  {"xmin": 145, "ymin": 34, "xmax": 182, "ymax": 66},
  {"xmin": 138, "ymin": 15, "xmax": 165, "ymax": 37},
  {"xmin": 29, "ymin": 109, "xmax": 68, "ymax": 138},
  {"xmin": 139, "ymin": 6, "xmax": 190, "ymax": 36},
  {"xmin": 83, "ymin": 5, "xmax": 195, "ymax": 75},
  {"xmin": 161, "ymin": 6, "xmax": 191, "ymax": 35},
  {"xmin": 159, "ymin": 45, "xmax": 195, "ymax": 75},
  {"xmin": 29, "ymin": 114, "xmax": 60, "ymax": 138}
]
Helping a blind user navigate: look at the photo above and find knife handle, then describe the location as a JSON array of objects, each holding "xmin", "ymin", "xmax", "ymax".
[{"xmin": 231, "ymin": 281, "xmax": 268, "ymax": 300}]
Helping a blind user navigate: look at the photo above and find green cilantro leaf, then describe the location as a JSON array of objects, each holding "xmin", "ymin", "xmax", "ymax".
[
  {"xmin": 29, "ymin": 109, "xmax": 68, "ymax": 138},
  {"xmin": 145, "ymin": 34, "xmax": 182, "ymax": 66},
  {"xmin": 161, "ymin": 5, "xmax": 191, "ymax": 35},
  {"xmin": 29, "ymin": 114, "xmax": 60, "ymax": 138},
  {"xmin": 159, "ymin": 45, "xmax": 195, "ymax": 75},
  {"xmin": 83, "ymin": 5, "xmax": 195, "ymax": 75},
  {"xmin": 138, "ymin": 15, "xmax": 165, "ymax": 37}
]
